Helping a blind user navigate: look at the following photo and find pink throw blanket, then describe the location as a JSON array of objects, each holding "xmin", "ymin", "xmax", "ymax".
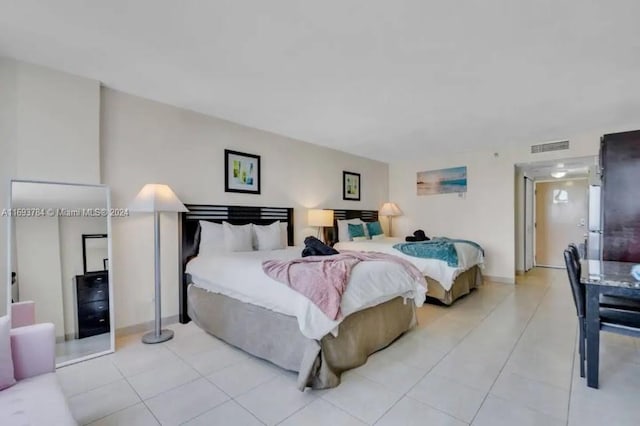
[{"xmin": 262, "ymin": 251, "xmax": 424, "ymax": 320}]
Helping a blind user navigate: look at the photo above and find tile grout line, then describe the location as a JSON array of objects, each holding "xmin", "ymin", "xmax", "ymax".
[
  {"xmin": 69, "ymin": 327, "xmax": 262, "ymax": 425},
  {"xmin": 403, "ymin": 394, "xmax": 472, "ymax": 425},
  {"xmin": 271, "ymin": 394, "xmax": 324, "ymax": 426},
  {"xmin": 565, "ymin": 322, "xmax": 579, "ymax": 426},
  {"xmin": 161, "ymin": 331, "xmax": 288, "ymax": 425},
  {"xmin": 158, "ymin": 337, "xmax": 251, "ymax": 425},
  {"xmin": 402, "ymin": 284, "xmax": 516, "ymax": 393},
  {"xmin": 91, "ymin": 333, "xmax": 228, "ymax": 425},
  {"xmin": 78, "ymin": 369, "xmax": 159, "ymax": 425},
  {"xmin": 58, "ymin": 355, "xmax": 124, "ymax": 399},
  {"xmin": 468, "ymin": 281, "xmax": 554, "ymax": 425},
  {"xmin": 168, "ymin": 339, "xmax": 277, "ymax": 425},
  {"xmin": 110, "ymin": 356, "xmax": 164, "ymax": 426},
  {"xmin": 369, "ymin": 285, "xmax": 517, "ymax": 425}
]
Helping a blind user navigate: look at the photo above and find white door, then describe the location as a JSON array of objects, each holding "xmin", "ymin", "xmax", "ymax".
[
  {"xmin": 535, "ymin": 179, "xmax": 588, "ymax": 267},
  {"xmin": 524, "ymin": 177, "xmax": 534, "ymax": 271}
]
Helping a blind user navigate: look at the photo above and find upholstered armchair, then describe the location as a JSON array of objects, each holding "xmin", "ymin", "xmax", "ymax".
[{"xmin": 0, "ymin": 301, "xmax": 76, "ymax": 425}]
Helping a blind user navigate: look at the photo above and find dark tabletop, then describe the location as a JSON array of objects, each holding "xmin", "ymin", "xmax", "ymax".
[{"xmin": 581, "ymin": 260, "xmax": 640, "ymax": 289}]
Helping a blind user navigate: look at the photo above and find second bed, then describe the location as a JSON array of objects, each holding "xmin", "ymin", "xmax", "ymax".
[{"xmin": 331, "ymin": 209, "xmax": 484, "ymax": 305}]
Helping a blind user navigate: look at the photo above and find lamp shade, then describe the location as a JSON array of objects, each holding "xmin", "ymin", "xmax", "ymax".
[
  {"xmin": 129, "ymin": 184, "xmax": 188, "ymax": 213},
  {"xmin": 308, "ymin": 209, "xmax": 334, "ymax": 227},
  {"xmin": 379, "ymin": 202, "xmax": 402, "ymax": 217}
]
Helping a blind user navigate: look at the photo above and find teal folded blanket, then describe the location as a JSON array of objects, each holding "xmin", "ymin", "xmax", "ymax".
[
  {"xmin": 393, "ymin": 237, "xmax": 483, "ymax": 267},
  {"xmin": 434, "ymin": 237, "xmax": 484, "ymax": 256}
]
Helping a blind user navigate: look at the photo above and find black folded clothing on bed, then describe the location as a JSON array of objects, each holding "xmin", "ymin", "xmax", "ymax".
[
  {"xmin": 405, "ymin": 229, "xmax": 430, "ymax": 242},
  {"xmin": 301, "ymin": 236, "xmax": 339, "ymax": 257}
]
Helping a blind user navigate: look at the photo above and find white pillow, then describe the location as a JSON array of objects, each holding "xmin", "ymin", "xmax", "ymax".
[
  {"xmin": 254, "ymin": 221, "xmax": 285, "ymax": 250},
  {"xmin": 280, "ymin": 222, "xmax": 289, "ymax": 247},
  {"xmin": 371, "ymin": 233, "xmax": 386, "ymax": 240},
  {"xmin": 223, "ymin": 222, "xmax": 254, "ymax": 252},
  {"xmin": 352, "ymin": 236, "xmax": 368, "ymax": 242},
  {"xmin": 0, "ymin": 315, "xmax": 15, "ymax": 390},
  {"xmin": 337, "ymin": 218, "xmax": 369, "ymax": 242},
  {"xmin": 198, "ymin": 221, "xmax": 225, "ymax": 255}
]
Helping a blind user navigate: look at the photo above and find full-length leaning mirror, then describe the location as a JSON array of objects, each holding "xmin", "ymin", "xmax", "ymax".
[{"xmin": 8, "ymin": 180, "xmax": 114, "ymax": 366}]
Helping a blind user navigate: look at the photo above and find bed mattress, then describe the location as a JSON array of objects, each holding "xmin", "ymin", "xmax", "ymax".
[{"xmin": 185, "ymin": 247, "xmax": 426, "ymax": 340}]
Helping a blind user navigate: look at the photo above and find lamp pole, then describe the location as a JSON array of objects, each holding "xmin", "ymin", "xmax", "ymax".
[{"xmin": 142, "ymin": 211, "xmax": 174, "ymax": 343}]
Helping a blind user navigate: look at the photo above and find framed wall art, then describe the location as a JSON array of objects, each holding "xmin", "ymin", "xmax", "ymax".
[
  {"xmin": 343, "ymin": 171, "xmax": 361, "ymax": 201},
  {"xmin": 225, "ymin": 149, "xmax": 261, "ymax": 194},
  {"xmin": 416, "ymin": 166, "xmax": 467, "ymax": 196}
]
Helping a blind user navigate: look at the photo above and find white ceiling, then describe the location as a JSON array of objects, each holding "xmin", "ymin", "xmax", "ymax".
[
  {"xmin": 1, "ymin": 1, "xmax": 639, "ymax": 161},
  {"xmin": 517, "ymin": 156, "xmax": 596, "ymax": 180}
]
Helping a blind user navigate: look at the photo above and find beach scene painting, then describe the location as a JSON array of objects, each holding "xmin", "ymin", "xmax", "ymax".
[{"xmin": 417, "ymin": 166, "xmax": 467, "ymax": 196}]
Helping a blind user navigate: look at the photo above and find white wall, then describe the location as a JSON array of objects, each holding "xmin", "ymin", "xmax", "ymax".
[
  {"xmin": 100, "ymin": 88, "xmax": 389, "ymax": 329},
  {"xmin": 15, "ymin": 216, "xmax": 65, "ymax": 339},
  {"xmin": 389, "ymin": 134, "xmax": 603, "ymax": 282},
  {"xmin": 14, "ymin": 61, "xmax": 101, "ymax": 183},
  {"xmin": 0, "ymin": 58, "xmax": 100, "ymax": 316},
  {"xmin": 0, "ymin": 58, "xmax": 17, "ymax": 315}
]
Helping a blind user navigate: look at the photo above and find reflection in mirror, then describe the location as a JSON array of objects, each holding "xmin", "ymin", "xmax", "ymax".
[
  {"xmin": 83, "ymin": 234, "xmax": 108, "ymax": 273},
  {"xmin": 9, "ymin": 180, "xmax": 113, "ymax": 366}
]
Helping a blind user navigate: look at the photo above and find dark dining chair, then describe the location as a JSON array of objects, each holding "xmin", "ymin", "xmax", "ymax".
[{"xmin": 564, "ymin": 248, "xmax": 640, "ymax": 378}]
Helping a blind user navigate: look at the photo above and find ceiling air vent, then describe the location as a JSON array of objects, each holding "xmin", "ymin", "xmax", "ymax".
[{"xmin": 531, "ymin": 140, "xmax": 569, "ymax": 154}]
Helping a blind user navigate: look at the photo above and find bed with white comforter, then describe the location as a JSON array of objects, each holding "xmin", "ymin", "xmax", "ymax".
[
  {"xmin": 334, "ymin": 237, "xmax": 484, "ymax": 291},
  {"xmin": 186, "ymin": 247, "xmax": 426, "ymax": 340},
  {"xmin": 184, "ymin": 246, "xmax": 426, "ymax": 389}
]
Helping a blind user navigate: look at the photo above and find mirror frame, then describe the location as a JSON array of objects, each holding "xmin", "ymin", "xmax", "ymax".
[
  {"xmin": 7, "ymin": 179, "xmax": 115, "ymax": 367},
  {"xmin": 82, "ymin": 233, "xmax": 108, "ymax": 274}
]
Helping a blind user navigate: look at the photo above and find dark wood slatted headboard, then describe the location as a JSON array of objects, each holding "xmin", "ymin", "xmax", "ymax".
[
  {"xmin": 327, "ymin": 209, "xmax": 379, "ymax": 245},
  {"xmin": 178, "ymin": 204, "xmax": 294, "ymax": 323}
]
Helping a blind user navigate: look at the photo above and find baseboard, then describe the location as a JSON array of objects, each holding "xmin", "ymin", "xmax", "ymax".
[
  {"xmin": 115, "ymin": 315, "xmax": 180, "ymax": 337},
  {"xmin": 484, "ymin": 275, "xmax": 516, "ymax": 284},
  {"xmin": 515, "ymin": 269, "xmax": 525, "ymax": 276}
]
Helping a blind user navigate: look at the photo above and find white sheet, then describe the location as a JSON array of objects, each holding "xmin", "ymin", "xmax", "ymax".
[
  {"xmin": 186, "ymin": 247, "xmax": 426, "ymax": 340},
  {"xmin": 334, "ymin": 237, "xmax": 484, "ymax": 291}
]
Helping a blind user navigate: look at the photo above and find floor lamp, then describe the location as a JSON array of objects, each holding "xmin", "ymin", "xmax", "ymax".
[
  {"xmin": 379, "ymin": 202, "xmax": 402, "ymax": 237},
  {"xmin": 129, "ymin": 184, "xmax": 188, "ymax": 344}
]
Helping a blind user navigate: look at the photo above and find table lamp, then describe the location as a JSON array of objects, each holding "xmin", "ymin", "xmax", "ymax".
[
  {"xmin": 379, "ymin": 202, "xmax": 402, "ymax": 236},
  {"xmin": 308, "ymin": 209, "xmax": 334, "ymax": 243}
]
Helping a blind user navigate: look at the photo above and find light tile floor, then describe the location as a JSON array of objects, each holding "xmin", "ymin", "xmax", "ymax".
[
  {"xmin": 56, "ymin": 268, "xmax": 640, "ymax": 425},
  {"xmin": 56, "ymin": 332, "xmax": 111, "ymax": 364}
]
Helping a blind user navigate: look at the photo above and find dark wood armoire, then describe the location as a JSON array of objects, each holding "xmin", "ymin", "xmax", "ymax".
[{"xmin": 601, "ymin": 130, "xmax": 640, "ymax": 262}]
